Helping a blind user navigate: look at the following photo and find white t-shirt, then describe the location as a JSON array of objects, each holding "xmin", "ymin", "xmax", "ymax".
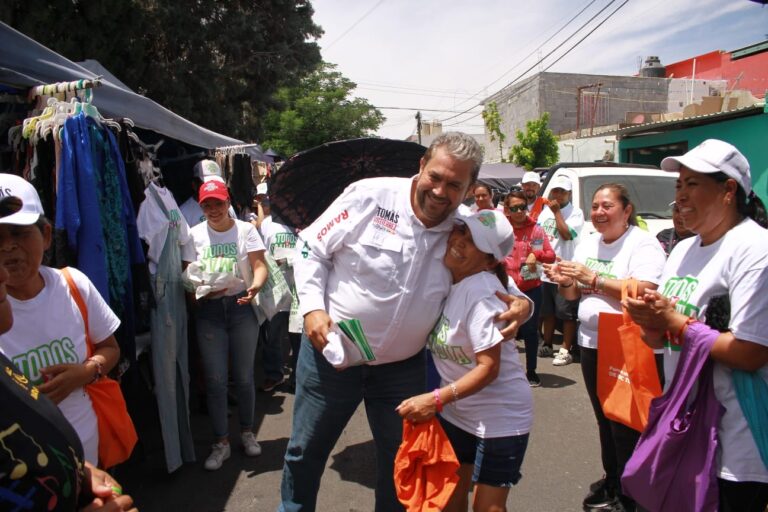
[
  {"xmin": 0, "ymin": 267, "xmax": 121, "ymax": 464},
  {"xmin": 189, "ymin": 220, "xmax": 266, "ymax": 296},
  {"xmin": 658, "ymin": 218, "xmax": 768, "ymax": 483},
  {"xmin": 180, "ymin": 197, "xmax": 207, "ymax": 228},
  {"xmin": 430, "ymin": 272, "xmax": 534, "ymax": 438},
  {"xmin": 537, "ymin": 202, "xmax": 585, "ymax": 263},
  {"xmin": 136, "ymin": 183, "xmax": 196, "ymax": 273},
  {"xmin": 574, "ymin": 226, "xmax": 666, "ymax": 349}
]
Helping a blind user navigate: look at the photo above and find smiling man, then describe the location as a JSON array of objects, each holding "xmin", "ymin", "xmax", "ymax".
[{"xmin": 281, "ymin": 132, "xmax": 532, "ymax": 512}]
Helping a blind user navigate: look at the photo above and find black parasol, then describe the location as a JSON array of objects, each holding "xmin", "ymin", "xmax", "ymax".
[{"xmin": 269, "ymin": 138, "xmax": 426, "ymax": 230}]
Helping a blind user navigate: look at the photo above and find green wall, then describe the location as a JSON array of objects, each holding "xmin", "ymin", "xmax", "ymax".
[{"xmin": 619, "ymin": 108, "xmax": 768, "ymax": 205}]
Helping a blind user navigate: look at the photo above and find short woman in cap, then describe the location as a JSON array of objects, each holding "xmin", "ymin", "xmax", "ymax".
[
  {"xmin": 543, "ymin": 183, "xmax": 666, "ymax": 511},
  {"xmin": 625, "ymin": 139, "xmax": 768, "ymax": 510},
  {"xmin": 397, "ymin": 210, "xmax": 533, "ymax": 512},
  {"xmin": 187, "ymin": 179, "xmax": 268, "ymax": 471},
  {"xmin": 0, "ymin": 174, "xmax": 121, "ymax": 465}
]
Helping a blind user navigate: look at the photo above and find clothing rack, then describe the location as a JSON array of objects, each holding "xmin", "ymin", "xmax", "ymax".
[{"xmin": 28, "ymin": 78, "xmax": 102, "ymax": 100}]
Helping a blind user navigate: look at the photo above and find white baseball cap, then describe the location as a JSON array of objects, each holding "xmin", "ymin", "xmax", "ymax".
[
  {"xmin": 256, "ymin": 183, "xmax": 268, "ymax": 195},
  {"xmin": 457, "ymin": 210, "xmax": 515, "ymax": 261},
  {"xmin": 193, "ymin": 159, "xmax": 222, "ymax": 179},
  {"xmin": 521, "ymin": 171, "xmax": 541, "ymax": 185},
  {"xmin": 550, "ymin": 175, "xmax": 572, "ymax": 191},
  {"xmin": 0, "ymin": 174, "xmax": 44, "ymax": 225},
  {"xmin": 660, "ymin": 139, "xmax": 751, "ymax": 195}
]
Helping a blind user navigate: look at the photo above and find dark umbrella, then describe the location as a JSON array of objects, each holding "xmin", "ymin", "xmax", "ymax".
[{"xmin": 269, "ymin": 138, "xmax": 426, "ymax": 230}]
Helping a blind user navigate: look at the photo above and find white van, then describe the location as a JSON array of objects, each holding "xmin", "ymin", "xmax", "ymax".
[{"xmin": 538, "ymin": 163, "xmax": 678, "ymax": 237}]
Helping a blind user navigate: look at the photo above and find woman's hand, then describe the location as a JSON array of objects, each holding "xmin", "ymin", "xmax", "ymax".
[
  {"xmin": 623, "ymin": 291, "xmax": 679, "ymax": 331},
  {"xmin": 396, "ymin": 393, "xmax": 437, "ymax": 423},
  {"xmin": 542, "ymin": 261, "xmax": 572, "ymax": 286},
  {"xmin": 556, "ymin": 261, "xmax": 594, "ymax": 286},
  {"xmin": 525, "ymin": 252, "xmax": 537, "ymax": 273},
  {"xmin": 236, "ymin": 285, "xmax": 260, "ymax": 305},
  {"xmin": 38, "ymin": 363, "xmax": 92, "ymax": 404}
]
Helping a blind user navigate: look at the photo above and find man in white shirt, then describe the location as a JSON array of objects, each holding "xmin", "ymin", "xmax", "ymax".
[
  {"xmin": 521, "ymin": 171, "xmax": 547, "ymax": 222},
  {"xmin": 537, "ymin": 176, "xmax": 584, "ymax": 365},
  {"xmin": 281, "ymin": 132, "xmax": 532, "ymax": 511}
]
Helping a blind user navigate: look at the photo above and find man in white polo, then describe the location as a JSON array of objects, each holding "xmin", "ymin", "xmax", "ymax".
[{"xmin": 281, "ymin": 132, "xmax": 531, "ymax": 512}]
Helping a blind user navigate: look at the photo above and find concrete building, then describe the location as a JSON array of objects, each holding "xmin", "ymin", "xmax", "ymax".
[{"xmin": 482, "ymin": 71, "xmax": 725, "ymax": 163}]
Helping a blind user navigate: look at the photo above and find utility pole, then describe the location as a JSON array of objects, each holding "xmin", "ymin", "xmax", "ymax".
[{"xmin": 415, "ymin": 111, "xmax": 422, "ymax": 145}]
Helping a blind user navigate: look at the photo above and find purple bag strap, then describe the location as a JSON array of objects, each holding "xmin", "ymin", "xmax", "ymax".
[{"xmin": 662, "ymin": 322, "xmax": 718, "ymax": 402}]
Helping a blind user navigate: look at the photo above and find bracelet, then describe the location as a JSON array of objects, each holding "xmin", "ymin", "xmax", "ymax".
[
  {"xmin": 676, "ymin": 317, "xmax": 698, "ymax": 342},
  {"xmin": 449, "ymin": 382, "xmax": 460, "ymax": 402},
  {"xmin": 596, "ymin": 276, "xmax": 605, "ymax": 291},
  {"xmin": 85, "ymin": 357, "xmax": 103, "ymax": 383},
  {"xmin": 560, "ymin": 280, "xmax": 574, "ymax": 289},
  {"xmin": 590, "ymin": 272, "xmax": 599, "ymax": 290},
  {"xmin": 433, "ymin": 388, "xmax": 443, "ymax": 413}
]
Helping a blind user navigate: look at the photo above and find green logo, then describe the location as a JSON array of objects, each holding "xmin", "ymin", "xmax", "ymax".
[
  {"xmin": 477, "ymin": 211, "xmax": 496, "ymax": 227},
  {"xmin": 301, "ymin": 241, "xmax": 310, "ymax": 259}
]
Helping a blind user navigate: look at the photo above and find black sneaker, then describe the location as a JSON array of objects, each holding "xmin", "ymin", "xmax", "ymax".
[
  {"xmin": 583, "ymin": 478, "xmax": 617, "ymax": 509},
  {"xmin": 526, "ymin": 370, "xmax": 541, "ymax": 387}
]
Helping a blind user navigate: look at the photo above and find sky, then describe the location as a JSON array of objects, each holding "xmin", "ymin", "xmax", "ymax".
[{"xmin": 310, "ymin": 0, "xmax": 768, "ymax": 140}]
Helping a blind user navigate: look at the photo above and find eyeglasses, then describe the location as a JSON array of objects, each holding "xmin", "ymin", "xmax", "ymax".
[{"xmin": 506, "ymin": 205, "xmax": 527, "ymax": 213}]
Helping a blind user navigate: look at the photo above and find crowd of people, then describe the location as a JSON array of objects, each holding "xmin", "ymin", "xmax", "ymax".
[{"xmin": 1, "ymin": 132, "xmax": 767, "ymax": 512}]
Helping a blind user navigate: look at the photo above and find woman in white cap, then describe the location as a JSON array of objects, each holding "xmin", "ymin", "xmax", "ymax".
[
  {"xmin": 397, "ymin": 210, "xmax": 533, "ymax": 512},
  {"xmin": 0, "ymin": 174, "xmax": 121, "ymax": 466},
  {"xmin": 625, "ymin": 139, "xmax": 768, "ymax": 511},
  {"xmin": 543, "ymin": 183, "xmax": 666, "ymax": 512}
]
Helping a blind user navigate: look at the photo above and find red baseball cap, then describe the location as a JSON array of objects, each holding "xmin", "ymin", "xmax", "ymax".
[{"xmin": 198, "ymin": 180, "xmax": 229, "ymax": 204}]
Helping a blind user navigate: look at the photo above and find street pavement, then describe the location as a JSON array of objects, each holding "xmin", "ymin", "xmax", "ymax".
[{"xmin": 119, "ymin": 343, "xmax": 602, "ymax": 511}]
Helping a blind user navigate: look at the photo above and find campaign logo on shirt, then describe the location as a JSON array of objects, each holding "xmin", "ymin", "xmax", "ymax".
[
  {"xmin": 660, "ymin": 276, "xmax": 701, "ymax": 348},
  {"xmin": 427, "ymin": 314, "xmax": 472, "ymax": 365},
  {"xmin": 201, "ymin": 243, "xmax": 239, "ymax": 275},
  {"xmin": 542, "ymin": 219, "xmax": 559, "ymax": 241},
  {"xmin": 272, "ymin": 232, "xmax": 297, "ymax": 250},
  {"xmin": 372, "ymin": 206, "xmax": 399, "ymax": 234},
  {"xmin": 167, "ymin": 208, "xmax": 182, "ymax": 231},
  {"xmin": 584, "ymin": 257, "xmax": 616, "ymax": 278},
  {"xmin": 12, "ymin": 338, "xmax": 79, "ymax": 385},
  {"xmin": 316, "ymin": 209, "xmax": 349, "ymax": 242}
]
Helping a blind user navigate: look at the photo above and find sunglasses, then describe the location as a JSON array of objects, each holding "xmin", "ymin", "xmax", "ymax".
[{"xmin": 506, "ymin": 205, "xmax": 527, "ymax": 213}]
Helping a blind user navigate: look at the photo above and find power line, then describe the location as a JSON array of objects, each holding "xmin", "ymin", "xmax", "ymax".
[
  {"xmin": 373, "ymin": 106, "xmax": 482, "ymax": 113},
  {"xmin": 439, "ymin": 0, "xmax": 621, "ymax": 124},
  {"xmin": 324, "ymin": 0, "xmax": 386, "ymax": 50}
]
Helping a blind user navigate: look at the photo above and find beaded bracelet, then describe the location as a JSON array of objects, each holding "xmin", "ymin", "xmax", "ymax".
[
  {"xmin": 85, "ymin": 357, "xmax": 103, "ymax": 383},
  {"xmin": 433, "ymin": 388, "xmax": 443, "ymax": 413}
]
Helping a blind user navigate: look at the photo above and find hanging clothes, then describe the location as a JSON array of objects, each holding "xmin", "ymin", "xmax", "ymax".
[{"xmin": 137, "ymin": 182, "xmax": 196, "ymax": 472}]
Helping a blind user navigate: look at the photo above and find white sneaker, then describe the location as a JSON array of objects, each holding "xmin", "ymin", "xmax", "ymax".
[
  {"xmin": 204, "ymin": 442, "xmax": 231, "ymax": 470},
  {"xmin": 241, "ymin": 431, "xmax": 262, "ymax": 457},
  {"xmin": 553, "ymin": 348, "xmax": 573, "ymax": 366}
]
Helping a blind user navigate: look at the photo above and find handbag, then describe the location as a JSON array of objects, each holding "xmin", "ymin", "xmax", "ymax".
[
  {"xmin": 597, "ymin": 279, "xmax": 662, "ymax": 432},
  {"xmin": 250, "ymin": 251, "xmax": 293, "ymax": 321},
  {"xmin": 621, "ymin": 321, "xmax": 725, "ymax": 512},
  {"xmin": 61, "ymin": 268, "xmax": 138, "ymax": 469}
]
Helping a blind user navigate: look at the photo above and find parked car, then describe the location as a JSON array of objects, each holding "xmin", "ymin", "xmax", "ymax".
[{"xmin": 537, "ymin": 162, "xmax": 677, "ymax": 237}]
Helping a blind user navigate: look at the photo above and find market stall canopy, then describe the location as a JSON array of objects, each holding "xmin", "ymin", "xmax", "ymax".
[
  {"xmin": 477, "ymin": 162, "xmax": 527, "ymax": 191},
  {"xmin": 0, "ymin": 22, "xmax": 242, "ymax": 149}
]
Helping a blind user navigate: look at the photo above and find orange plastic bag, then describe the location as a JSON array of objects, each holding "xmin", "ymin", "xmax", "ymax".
[
  {"xmin": 597, "ymin": 279, "xmax": 662, "ymax": 432},
  {"xmin": 394, "ymin": 418, "xmax": 459, "ymax": 512},
  {"xmin": 62, "ymin": 268, "xmax": 138, "ymax": 468}
]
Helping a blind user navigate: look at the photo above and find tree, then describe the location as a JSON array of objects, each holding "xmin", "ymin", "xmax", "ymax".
[
  {"xmin": 482, "ymin": 101, "xmax": 506, "ymax": 162},
  {"xmin": 261, "ymin": 63, "xmax": 385, "ymax": 157},
  {"xmin": 1, "ymin": 0, "xmax": 323, "ymax": 140},
  {"xmin": 509, "ymin": 112, "xmax": 559, "ymax": 170}
]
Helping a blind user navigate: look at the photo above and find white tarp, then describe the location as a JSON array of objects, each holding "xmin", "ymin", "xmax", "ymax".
[{"xmin": 0, "ymin": 22, "xmax": 242, "ymax": 149}]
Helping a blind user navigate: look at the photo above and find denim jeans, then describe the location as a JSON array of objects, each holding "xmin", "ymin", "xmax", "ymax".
[
  {"xmin": 196, "ymin": 294, "xmax": 259, "ymax": 439},
  {"xmin": 279, "ymin": 336, "xmax": 425, "ymax": 512},
  {"xmin": 519, "ymin": 286, "xmax": 543, "ymax": 371},
  {"xmin": 263, "ymin": 311, "xmax": 289, "ymax": 381}
]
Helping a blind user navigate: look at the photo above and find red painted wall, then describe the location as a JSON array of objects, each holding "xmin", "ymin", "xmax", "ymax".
[{"xmin": 664, "ymin": 48, "xmax": 768, "ymax": 99}]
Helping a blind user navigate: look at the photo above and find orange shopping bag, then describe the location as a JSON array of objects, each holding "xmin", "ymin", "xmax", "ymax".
[{"xmin": 597, "ymin": 279, "xmax": 662, "ymax": 432}]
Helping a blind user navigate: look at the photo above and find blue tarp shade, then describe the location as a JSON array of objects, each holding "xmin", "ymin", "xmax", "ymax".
[{"xmin": 0, "ymin": 22, "xmax": 242, "ymax": 149}]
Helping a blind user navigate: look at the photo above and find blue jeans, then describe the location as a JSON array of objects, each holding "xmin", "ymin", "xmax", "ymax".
[
  {"xmin": 196, "ymin": 294, "xmax": 259, "ymax": 439},
  {"xmin": 519, "ymin": 286, "xmax": 542, "ymax": 371},
  {"xmin": 263, "ymin": 311, "xmax": 289, "ymax": 381},
  {"xmin": 279, "ymin": 336, "xmax": 425, "ymax": 512}
]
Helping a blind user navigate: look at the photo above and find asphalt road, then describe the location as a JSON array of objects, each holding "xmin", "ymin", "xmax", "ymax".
[{"xmin": 119, "ymin": 342, "xmax": 602, "ymax": 511}]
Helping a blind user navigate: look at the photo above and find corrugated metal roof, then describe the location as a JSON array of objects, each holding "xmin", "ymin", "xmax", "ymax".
[{"xmin": 617, "ymin": 102, "xmax": 766, "ymax": 136}]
